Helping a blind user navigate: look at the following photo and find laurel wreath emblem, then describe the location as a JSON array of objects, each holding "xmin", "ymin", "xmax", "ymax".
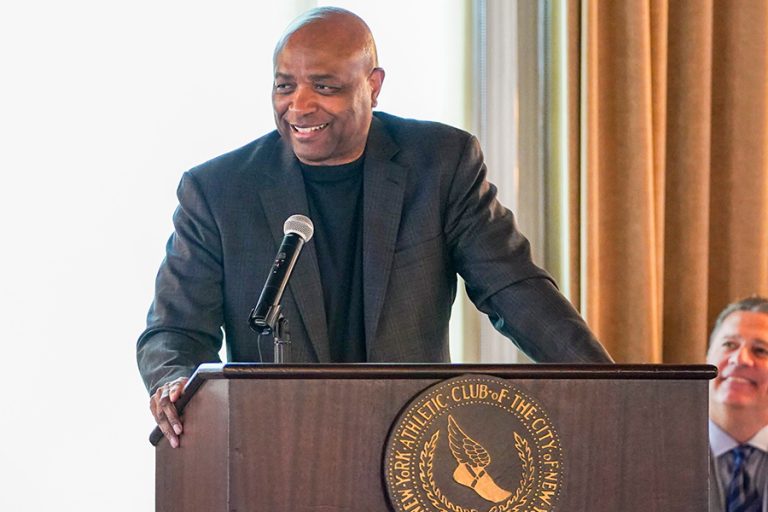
[{"xmin": 418, "ymin": 429, "xmax": 535, "ymax": 512}]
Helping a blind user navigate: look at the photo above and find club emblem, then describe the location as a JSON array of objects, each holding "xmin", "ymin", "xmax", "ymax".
[{"xmin": 384, "ymin": 375, "xmax": 563, "ymax": 512}]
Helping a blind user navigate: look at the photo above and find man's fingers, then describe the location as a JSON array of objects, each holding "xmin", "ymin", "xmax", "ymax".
[
  {"xmin": 150, "ymin": 399, "xmax": 179, "ymax": 448},
  {"xmin": 150, "ymin": 381, "xmax": 186, "ymax": 448},
  {"xmin": 161, "ymin": 398, "xmax": 183, "ymax": 436},
  {"xmin": 164, "ymin": 378, "xmax": 189, "ymax": 435},
  {"xmin": 157, "ymin": 419, "xmax": 179, "ymax": 448},
  {"xmin": 168, "ymin": 378, "xmax": 188, "ymax": 402}
]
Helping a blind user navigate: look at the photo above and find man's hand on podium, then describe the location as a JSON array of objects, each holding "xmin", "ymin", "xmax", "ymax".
[{"xmin": 150, "ymin": 377, "xmax": 189, "ymax": 448}]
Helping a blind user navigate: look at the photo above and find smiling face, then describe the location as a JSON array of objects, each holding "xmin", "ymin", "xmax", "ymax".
[
  {"xmin": 272, "ymin": 15, "xmax": 384, "ymax": 166},
  {"xmin": 707, "ymin": 311, "xmax": 768, "ymax": 416}
]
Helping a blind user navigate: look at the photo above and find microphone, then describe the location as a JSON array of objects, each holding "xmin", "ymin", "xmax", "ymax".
[{"xmin": 249, "ymin": 214, "xmax": 314, "ymax": 334}]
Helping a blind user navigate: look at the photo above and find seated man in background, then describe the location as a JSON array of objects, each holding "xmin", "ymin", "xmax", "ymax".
[{"xmin": 708, "ymin": 296, "xmax": 768, "ymax": 511}]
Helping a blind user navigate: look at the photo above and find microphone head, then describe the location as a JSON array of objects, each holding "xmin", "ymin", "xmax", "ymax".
[{"xmin": 284, "ymin": 214, "xmax": 314, "ymax": 242}]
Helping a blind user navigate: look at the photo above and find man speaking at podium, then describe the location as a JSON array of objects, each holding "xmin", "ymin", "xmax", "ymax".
[{"xmin": 137, "ymin": 7, "xmax": 612, "ymax": 447}]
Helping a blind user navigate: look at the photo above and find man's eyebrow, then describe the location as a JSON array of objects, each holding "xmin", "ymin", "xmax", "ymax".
[
  {"xmin": 307, "ymin": 74, "xmax": 338, "ymax": 81},
  {"xmin": 273, "ymin": 72, "xmax": 341, "ymax": 83}
]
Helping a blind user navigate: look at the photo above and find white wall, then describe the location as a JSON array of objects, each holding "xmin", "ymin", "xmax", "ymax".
[{"xmin": 0, "ymin": 1, "xmax": 468, "ymax": 509}]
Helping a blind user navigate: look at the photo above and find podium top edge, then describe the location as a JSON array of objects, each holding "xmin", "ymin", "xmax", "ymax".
[
  {"xmin": 191, "ymin": 362, "xmax": 717, "ymax": 381},
  {"xmin": 149, "ymin": 363, "xmax": 716, "ymax": 445}
]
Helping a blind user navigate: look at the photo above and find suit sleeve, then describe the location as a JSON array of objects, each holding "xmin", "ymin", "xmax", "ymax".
[
  {"xmin": 444, "ymin": 135, "xmax": 613, "ymax": 363},
  {"xmin": 136, "ymin": 171, "xmax": 225, "ymax": 394}
]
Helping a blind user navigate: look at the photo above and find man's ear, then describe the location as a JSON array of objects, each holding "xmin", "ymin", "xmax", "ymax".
[{"xmin": 369, "ymin": 67, "xmax": 385, "ymax": 108}]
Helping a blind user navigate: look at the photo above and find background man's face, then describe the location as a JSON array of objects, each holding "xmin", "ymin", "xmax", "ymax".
[
  {"xmin": 707, "ymin": 311, "xmax": 768, "ymax": 412},
  {"xmin": 272, "ymin": 30, "xmax": 383, "ymax": 166}
]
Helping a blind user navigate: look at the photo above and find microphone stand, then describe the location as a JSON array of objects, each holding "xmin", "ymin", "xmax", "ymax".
[
  {"xmin": 272, "ymin": 315, "xmax": 290, "ymax": 364},
  {"xmin": 249, "ymin": 304, "xmax": 291, "ymax": 364}
]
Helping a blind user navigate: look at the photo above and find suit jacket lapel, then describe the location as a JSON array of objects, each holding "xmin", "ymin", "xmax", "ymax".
[
  {"xmin": 258, "ymin": 140, "xmax": 330, "ymax": 362},
  {"xmin": 362, "ymin": 118, "xmax": 407, "ymax": 351}
]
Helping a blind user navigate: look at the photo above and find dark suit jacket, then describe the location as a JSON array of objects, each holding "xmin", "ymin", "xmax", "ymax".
[{"xmin": 137, "ymin": 112, "xmax": 611, "ymax": 394}]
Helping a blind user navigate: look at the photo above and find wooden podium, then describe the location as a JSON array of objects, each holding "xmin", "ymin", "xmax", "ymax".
[{"xmin": 151, "ymin": 363, "xmax": 714, "ymax": 511}]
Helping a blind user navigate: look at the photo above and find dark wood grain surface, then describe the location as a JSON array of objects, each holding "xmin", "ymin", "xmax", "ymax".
[{"xmin": 154, "ymin": 364, "xmax": 713, "ymax": 511}]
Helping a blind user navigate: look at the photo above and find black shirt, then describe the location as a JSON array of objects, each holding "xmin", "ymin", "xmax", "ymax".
[{"xmin": 299, "ymin": 156, "xmax": 366, "ymax": 362}]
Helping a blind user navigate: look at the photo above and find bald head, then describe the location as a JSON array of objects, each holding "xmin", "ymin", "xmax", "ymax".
[{"xmin": 273, "ymin": 7, "xmax": 379, "ymax": 70}]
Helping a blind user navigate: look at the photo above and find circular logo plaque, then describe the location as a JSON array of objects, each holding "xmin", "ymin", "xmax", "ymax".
[{"xmin": 384, "ymin": 375, "xmax": 564, "ymax": 512}]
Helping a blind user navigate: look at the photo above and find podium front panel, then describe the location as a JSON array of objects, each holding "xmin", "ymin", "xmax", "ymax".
[{"xmin": 154, "ymin": 364, "xmax": 711, "ymax": 512}]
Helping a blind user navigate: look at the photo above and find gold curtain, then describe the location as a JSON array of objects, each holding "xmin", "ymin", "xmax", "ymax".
[{"xmin": 569, "ymin": 0, "xmax": 768, "ymax": 363}]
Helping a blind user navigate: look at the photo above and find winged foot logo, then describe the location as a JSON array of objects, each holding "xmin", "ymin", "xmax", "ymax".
[
  {"xmin": 448, "ymin": 415, "xmax": 513, "ymax": 503},
  {"xmin": 384, "ymin": 376, "xmax": 563, "ymax": 512}
]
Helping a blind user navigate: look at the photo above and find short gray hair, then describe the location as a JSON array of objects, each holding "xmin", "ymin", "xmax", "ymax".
[{"xmin": 709, "ymin": 296, "xmax": 768, "ymax": 347}]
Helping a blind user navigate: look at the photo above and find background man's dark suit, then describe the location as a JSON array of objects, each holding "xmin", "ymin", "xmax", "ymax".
[{"xmin": 137, "ymin": 112, "xmax": 611, "ymax": 394}]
